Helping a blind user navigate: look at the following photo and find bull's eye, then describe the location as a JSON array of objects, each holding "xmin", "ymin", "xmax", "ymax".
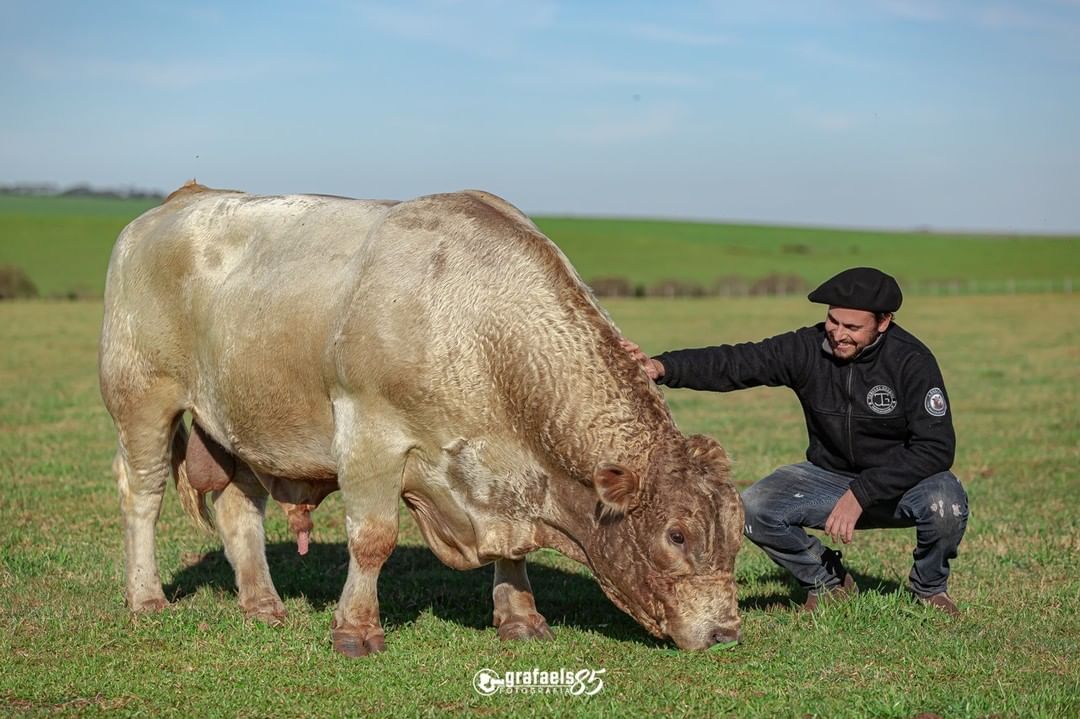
[{"xmin": 668, "ymin": 529, "xmax": 685, "ymax": 546}]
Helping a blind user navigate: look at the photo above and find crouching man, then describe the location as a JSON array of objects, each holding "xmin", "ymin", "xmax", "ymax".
[{"xmin": 622, "ymin": 267, "xmax": 968, "ymax": 614}]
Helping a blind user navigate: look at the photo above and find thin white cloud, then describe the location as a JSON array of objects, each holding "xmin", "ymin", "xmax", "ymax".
[
  {"xmin": 510, "ymin": 59, "xmax": 706, "ymax": 90},
  {"xmin": 569, "ymin": 66, "xmax": 706, "ymax": 89},
  {"xmin": 874, "ymin": 0, "xmax": 1080, "ymax": 37},
  {"xmin": 703, "ymin": 0, "xmax": 846, "ymax": 25},
  {"xmin": 352, "ymin": 0, "xmax": 558, "ymax": 59},
  {"xmin": 619, "ymin": 22, "xmax": 732, "ymax": 47},
  {"xmin": 977, "ymin": 2, "xmax": 1073, "ymax": 31},
  {"xmin": 170, "ymin": 5, "xmax": 226, "ymax": 26},
  {"xmin": 793, "ymin": 40, "xmax": 881, "ymax": 72},
  {"xmin": 972, "ymin": 1, "xmax": 1080, "ymax": 63},
  {"xmin": 874, "ymin": 0, "xmax": 948, "ymax": 22},
  {"xmin": 15, "ymin": 51, "xmax": 333, "ymax": 90}
]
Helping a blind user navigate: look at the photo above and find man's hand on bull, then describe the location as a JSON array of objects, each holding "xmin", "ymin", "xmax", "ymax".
[
  {"xmin": 619, "ymin": 338, "xmax": 665, "ymax": 381},
  {"xmin": 824, "ymin": 489, "xmax": 863, "ymax": 544}
]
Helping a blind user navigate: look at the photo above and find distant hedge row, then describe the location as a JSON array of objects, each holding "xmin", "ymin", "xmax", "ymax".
[
  {"xmin": 588, "ymin": 273, "xmax": 809, "ymax": 298},
  {"xmin": 0, "ymin": 264, "xmax": 811, "ymax": 302},
  {"xmin": 0, "ymin": 265, "xmax": 38, "ymax": 300},
  {"xmin": 0, "ymin": 265, "xmax": 99, "ymax": 301}
]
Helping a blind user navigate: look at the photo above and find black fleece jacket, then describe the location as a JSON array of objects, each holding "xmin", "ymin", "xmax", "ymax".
[{"xmin": 654, "ymin": 323, "xmax": 955, "ymax": 508}]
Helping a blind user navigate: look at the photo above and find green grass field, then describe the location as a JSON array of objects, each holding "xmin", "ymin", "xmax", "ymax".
[
  {"xmin": 1, "ymin": 293, "xmax": 1077, "ymax": 717},
  {"xmin": 2, "ymin": 195, "xmax": 1078, "ymax": 297}
]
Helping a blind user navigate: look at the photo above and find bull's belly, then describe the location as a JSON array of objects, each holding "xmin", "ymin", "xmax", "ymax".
[
  {"xmin": 188, "ymin": 389, "xmax": 338, "ymax": 481},
  {"xmin": 184, "ymin": 305, "xmax": 340, "ymax": 480}
]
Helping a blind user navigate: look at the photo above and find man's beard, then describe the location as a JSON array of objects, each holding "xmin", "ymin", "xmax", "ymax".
[{"xmin": 832, "ymin": 329, "xmax": 880, "ymax": 357}]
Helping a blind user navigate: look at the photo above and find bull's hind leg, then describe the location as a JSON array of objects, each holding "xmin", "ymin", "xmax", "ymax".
[
  {"xmin": 330, "ymin": 403, "xmax": 407, "ymax": 657},
  {"xmin": 110, "ymin": 382, "xmax": 185, "ymax": 612},
  {"xmin": 212, "ymin": 465, "xmax": 286, "ymax": 625},
  {"xmin": 493, "ymin": 558, "xmax": 554, "ymax": 641}
]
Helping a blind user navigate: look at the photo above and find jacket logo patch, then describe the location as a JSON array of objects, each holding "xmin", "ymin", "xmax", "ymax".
[
  {"xmin": 925, "ymin": 387, "xmax": 948, "ymax": 417},
  {"xmin": 866, "ymin": 384, "xmax": 897, "ymax": 414}
]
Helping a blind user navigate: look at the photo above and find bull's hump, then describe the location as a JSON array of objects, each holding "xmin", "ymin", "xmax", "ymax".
[{"xmin": 163, "ymin": 179, "xmax": 243, "ymax": 204}]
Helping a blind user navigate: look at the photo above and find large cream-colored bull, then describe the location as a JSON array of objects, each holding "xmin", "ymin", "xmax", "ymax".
[{"xmin": 99, "ymin": 182, "xmax": 743, "ymax": 655}]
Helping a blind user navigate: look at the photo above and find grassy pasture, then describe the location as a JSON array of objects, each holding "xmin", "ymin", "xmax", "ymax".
[
  {"xmin": 1, "ymin": 195, "xmax": 1078, "ymax": 297},
  {"xmin": 1, "ymin": 293, "xmax": 1077, "ymax": 717}
]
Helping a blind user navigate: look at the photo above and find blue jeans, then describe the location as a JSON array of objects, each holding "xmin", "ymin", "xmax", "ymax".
[{"xmin": 741, "ymin": 462, "xmax": 968, "ymax": 597}]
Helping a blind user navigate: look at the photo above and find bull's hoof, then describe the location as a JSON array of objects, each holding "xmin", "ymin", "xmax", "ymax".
[
  {"xmin": 242, "ymin": 597, "xmax": 287, "ymax": 626},
  {"xmin": 250, "ymin": 610, "xmax": 287, "ymax": 627},
  {"xmin": 332, "ymin": 625, "xmax": 386, "ymax": 658},
  {"xmin": 497, "ymin": 615, "xmax": 555, "ymax": 642},
  {"xmin": 128, "ymin": 595, "xmax": 170, "ymax": 613}
]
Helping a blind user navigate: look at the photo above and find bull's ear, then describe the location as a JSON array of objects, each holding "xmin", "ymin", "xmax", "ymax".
[
  {"xmin": 687, "ymin": 434, "xmax": 731, "ymax": 476},
  {"xmin": 593, "ymin": 463, "xmax": 640, "ymax": 515}
]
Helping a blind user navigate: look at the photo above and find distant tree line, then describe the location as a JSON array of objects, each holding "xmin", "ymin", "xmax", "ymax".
[{"xmin": 0, "ymin": 182, "xmax": 164, "ymax": 200}]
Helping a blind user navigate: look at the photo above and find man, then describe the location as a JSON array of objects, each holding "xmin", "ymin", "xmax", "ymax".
[{"xmin": 621, "ymin": 267, "xmax": 968, "ymax": 614}]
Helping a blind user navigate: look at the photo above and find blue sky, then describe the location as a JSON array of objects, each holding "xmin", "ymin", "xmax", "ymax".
[{"xmin": 2, "ymin": 0, "xmax": 1078, "ymax": 231}]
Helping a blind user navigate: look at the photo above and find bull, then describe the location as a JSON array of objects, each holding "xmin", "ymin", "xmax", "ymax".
[{"xmin": 98, "ymin": 182, "xmax": 744, "ymax": 655}]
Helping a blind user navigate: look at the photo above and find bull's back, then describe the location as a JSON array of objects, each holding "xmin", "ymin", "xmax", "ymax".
[
  {"xmin": 331, "ymin": 191, "xmax": 615, "ymax": 449},
  {"xmin": 101, "ymin": 188, "xmax": 395, "ymax": 477}
]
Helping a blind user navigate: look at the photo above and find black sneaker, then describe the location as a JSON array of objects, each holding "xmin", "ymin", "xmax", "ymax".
[
  {"xmin": 803, "ymin": 572, "xmax": 857, "ymax": 612},
  {"xmin": 802, "ymin": 549, "xmax": 858, "ymax": 612}
]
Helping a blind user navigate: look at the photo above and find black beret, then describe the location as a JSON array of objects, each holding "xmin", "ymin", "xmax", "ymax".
[{"xmin": 807, "ymin": 267, "xmax": 902, "ymax": 313}]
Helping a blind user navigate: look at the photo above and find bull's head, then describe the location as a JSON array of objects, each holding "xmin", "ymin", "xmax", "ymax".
[{"xmin": 587, "ymin": 434, "xmax": 743, "ymax": 650}]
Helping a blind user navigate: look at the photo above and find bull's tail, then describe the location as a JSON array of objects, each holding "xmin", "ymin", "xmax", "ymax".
[{"xmin": 171, "ymin": 423, "xmax": 216, "ymax": 534}]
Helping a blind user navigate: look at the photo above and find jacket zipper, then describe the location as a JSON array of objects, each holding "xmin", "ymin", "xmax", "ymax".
[{"xmin": 845, "ymin": 364, "xmax": 855, "ymax": 465}]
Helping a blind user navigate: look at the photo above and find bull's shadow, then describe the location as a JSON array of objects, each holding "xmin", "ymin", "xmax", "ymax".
[
  {"xmin": 165, "ymin": 542, "xmax": 663, "ymax": 646},
  {"xmin": 166, "ymin": 544, "xmax": 904, "ymax": 644}
]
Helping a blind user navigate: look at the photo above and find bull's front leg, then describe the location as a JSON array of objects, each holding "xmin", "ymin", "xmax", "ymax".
[
  {"xmin": 330, "ymin": 403, "xmax": 407, "ymax": 657},
  {"xmin": 493, "ymin": 558, "xmax": 554, "ymax": 641}
]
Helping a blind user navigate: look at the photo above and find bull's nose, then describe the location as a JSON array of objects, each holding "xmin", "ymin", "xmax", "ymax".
[{"xmin": 707, "ymin": 627, "xmax": 741, "ymax": 648}]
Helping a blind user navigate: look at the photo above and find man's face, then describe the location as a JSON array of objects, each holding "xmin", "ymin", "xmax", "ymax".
[{"xmin": 824, "ymin": 306, "xmax": 891, "ymax": 360}]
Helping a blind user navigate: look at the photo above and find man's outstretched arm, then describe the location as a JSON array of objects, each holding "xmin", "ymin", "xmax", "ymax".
[
  {"xmin": 619, "ymin": 338, "xmax": 665, "ymax": 381},
  {"xmin": 619, "ymin": 330, "xmax": 813, "ymax": 392}
]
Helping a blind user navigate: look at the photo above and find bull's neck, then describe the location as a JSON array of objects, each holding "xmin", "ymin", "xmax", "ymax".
[
  {"xmin": 520, "ymin": 332, "xmax": 676, "ymax": 566},
  {"xmin": 504, "ymin": 324, "xmax": 675, "ymax": 484},
  {"xmin": 488, "ymin": 302, "xmax": 677, "ymax": 566}
]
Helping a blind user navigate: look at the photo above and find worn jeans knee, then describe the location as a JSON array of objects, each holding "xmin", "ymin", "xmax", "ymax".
[
  {"xmin": 908, "ymin": 471, "xmax": 968, "ymax": 540},
  {"xmin": 740, "ymin": 485, "xmax": 778, "ymax": 535},
  {"xmin": 740, "ymin": 467, "xmax": 808, "ymax": 538},
  {"xmin": 739, "ymin": 463, "xmax": 854, "ymax": 591},
  {"xmin": 898, "ymin": 471, "xmax": 968, "ymax": 597}
]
